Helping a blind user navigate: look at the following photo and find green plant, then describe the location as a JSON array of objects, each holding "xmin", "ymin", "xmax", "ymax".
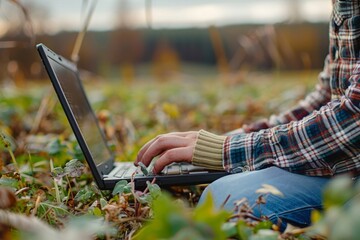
[
  {"xmin": 1, "ymin": 131, "xmax": 19, "ymax": 171},
  {"xmin": 308, "ymin": 176, "xmax": 360, "ymax": 239},
  {"xmin": 1, "ymin": 73, "xmax": 354, "ymax": 239}
]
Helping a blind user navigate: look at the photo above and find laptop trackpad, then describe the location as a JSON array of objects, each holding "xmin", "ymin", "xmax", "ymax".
[{"xmin": 161, "ymin": 163, "xmax": 209, "ymax": 175}]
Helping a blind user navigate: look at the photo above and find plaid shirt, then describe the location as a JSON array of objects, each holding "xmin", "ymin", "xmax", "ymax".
[{"xmin": 223, "ymin": 0, "xmax": 360, "ymax": 177}]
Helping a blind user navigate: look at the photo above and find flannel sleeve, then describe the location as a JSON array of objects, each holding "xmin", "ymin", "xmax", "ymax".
[
  {"xmin": 239, "ymin": 56, "xmax": 332, "ymax": 134},
  {"xmin": 223, "ymin": 64, "xmax": 360, "ymax": 176}
]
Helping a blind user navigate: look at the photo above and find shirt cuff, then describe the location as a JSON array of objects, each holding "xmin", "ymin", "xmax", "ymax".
[{"xmin": 191, "ymin": 129, "xmax": 227, "ymax": 170}]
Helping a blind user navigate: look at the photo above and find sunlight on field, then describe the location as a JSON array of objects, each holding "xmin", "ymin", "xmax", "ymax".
[
  {"xmin": 0, "ymin": 0, "xmax": 350, "ymax": 238},
  {"xmin": 1, "ymin": 69, "xmax": 317, "ymax": 161},
  {"xmin": 79, "ymin": 70, "xmax": 319, "ymax": 160},
  {"xmin": 0, "ymin": 68, "xmax": 319, "ymax": 238}
]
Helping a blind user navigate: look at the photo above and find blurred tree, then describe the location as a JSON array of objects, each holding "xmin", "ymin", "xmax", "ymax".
[
  {"xmin": 0, "ymin": 0, "xmax": 48, "ymax": 83},
  {"xmin": 209, "ymin": 26, "xmax": 230, "ymax": 84},
  {"xmin": 152, "ymin": 39, "xmax": 180, "ymax": 82},
  {"xmin": 287, "ymin": 0, "xmax": 302, "ymax": 23},
  {"xmin": 108, "ymin": 0, "xmax": 144, "ymax": 83}
]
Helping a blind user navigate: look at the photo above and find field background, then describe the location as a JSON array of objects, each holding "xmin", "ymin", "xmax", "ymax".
[
  {"xmin": 2, "ymin": 1, "xmax": 358, "ymax": 239},
  {"xmin": 0, "ymin": 67, "xmax": 319, "ymax": 239},
  {"xmin": 1, "ymin": 68, "xmax": 318, "ymax": 161}
]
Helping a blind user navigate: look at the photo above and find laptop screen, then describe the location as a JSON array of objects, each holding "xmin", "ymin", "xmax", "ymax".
[{"xmin": 48, "ymin": 57, "xmax": 112, "ymax": 167}]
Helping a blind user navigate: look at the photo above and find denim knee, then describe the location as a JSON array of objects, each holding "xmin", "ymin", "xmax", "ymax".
[{"xmin": 198, "ymin": 167, "xmax": 330, "ymax": 231}]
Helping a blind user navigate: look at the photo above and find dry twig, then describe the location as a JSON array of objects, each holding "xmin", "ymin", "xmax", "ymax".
[{"xmin": 71, "ymin": 0, "xmax": 98, "ymax": 63}]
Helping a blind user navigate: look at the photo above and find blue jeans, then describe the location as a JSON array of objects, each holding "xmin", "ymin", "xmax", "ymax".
[{"xmin": 198, "ymin": 167, "xmax": 330, "ymax": 231}]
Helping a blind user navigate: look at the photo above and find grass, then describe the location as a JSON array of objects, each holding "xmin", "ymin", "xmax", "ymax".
[{"xmin": 0, "ymin": 69, "xmax": 325, "ymax": 239}]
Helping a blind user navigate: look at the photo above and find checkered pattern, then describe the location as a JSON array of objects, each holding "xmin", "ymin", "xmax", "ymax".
[{"xmin": 223, "ymin": 0, "xmax": 360, "ymax": 177}]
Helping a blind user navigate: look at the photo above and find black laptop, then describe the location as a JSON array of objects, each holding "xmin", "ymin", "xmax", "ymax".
[{"xmin": 37, "ymin": 43, "xmax": 228, "ymax": 190}]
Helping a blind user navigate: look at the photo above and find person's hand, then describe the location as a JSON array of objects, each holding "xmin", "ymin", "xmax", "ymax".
[{"xmin": 135, "ymin": 131, "xmax": 198, "ymax": 174}]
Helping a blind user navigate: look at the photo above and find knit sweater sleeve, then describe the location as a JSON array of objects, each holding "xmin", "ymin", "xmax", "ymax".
[{"xmin": 191, "ymin": 130, "xmax": 226, "ymax": 170}]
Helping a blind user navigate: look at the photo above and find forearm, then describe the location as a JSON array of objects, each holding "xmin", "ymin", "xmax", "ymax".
[
  {"xmin": 224, "ymin": 75, "xmax": 360, "ymax": 177},
  {"xmin": 193, "ymin": 69, "xmax": 360, "ymax": 177},
  {"xmin": 241, "ymin": 56, "xmax": 332, "ymax": 133}
]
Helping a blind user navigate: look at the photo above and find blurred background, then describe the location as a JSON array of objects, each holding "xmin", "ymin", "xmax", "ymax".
[
  {"xmin": 1, "ymin": 3, "xmax": 359, "ymax": 239},
  {"xmin": 0, "ymin": 0, "xmax": 331, "ymax": 85},
  {"xmin": 0, "ymin": 0, "xmax": 334, "ymax": 173},
  {"xmin": 0, "ymin": 0, "xmax": 334, "ymax": 145}
]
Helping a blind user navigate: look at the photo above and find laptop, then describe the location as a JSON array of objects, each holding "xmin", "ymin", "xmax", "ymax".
[{"xmin": 37, "ymin": 43, "xmax": 228, "ymax": 190}]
